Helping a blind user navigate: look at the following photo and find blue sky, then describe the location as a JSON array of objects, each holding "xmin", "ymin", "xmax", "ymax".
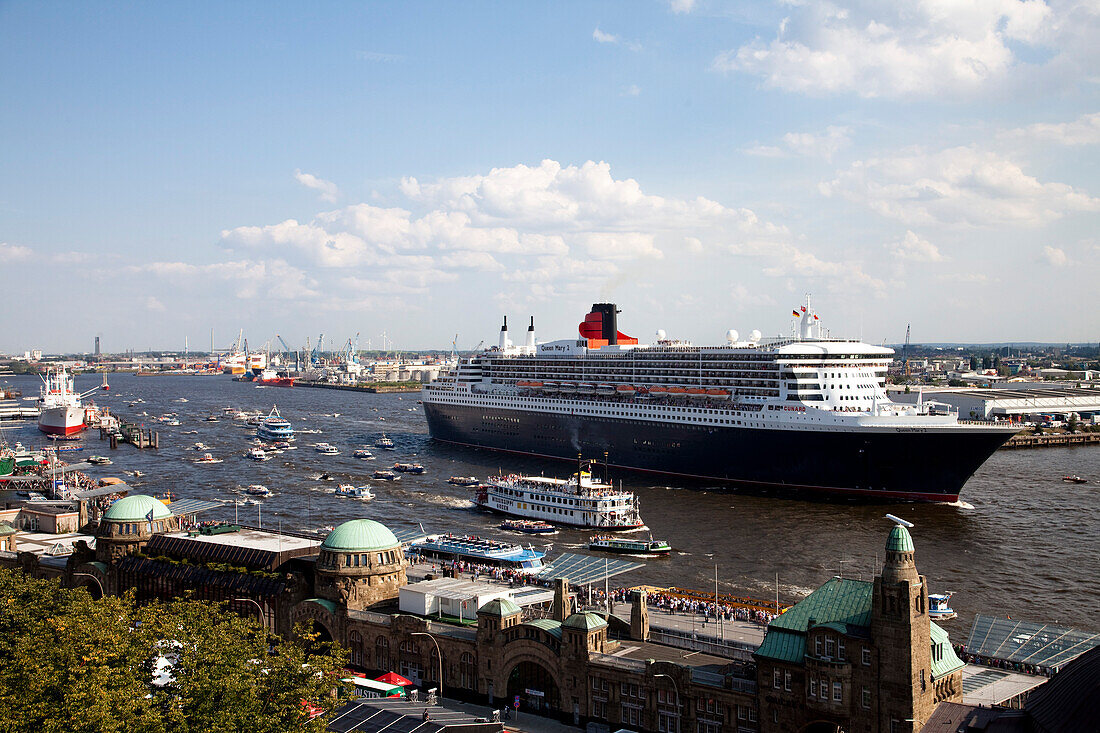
[{"xmin": 2, "ymin": 1, "xmax": 1097, "ymax": 353}]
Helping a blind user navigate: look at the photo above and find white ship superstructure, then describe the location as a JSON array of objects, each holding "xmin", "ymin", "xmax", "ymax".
[{"xmin": 422, "ymin": 302, "xmax": 1018, "ymax": 502}]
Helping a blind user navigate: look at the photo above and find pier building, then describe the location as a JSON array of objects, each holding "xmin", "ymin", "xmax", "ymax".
[{"xmin": 2, "ymin": 500, "xmax": 1042, "ymax": 733}]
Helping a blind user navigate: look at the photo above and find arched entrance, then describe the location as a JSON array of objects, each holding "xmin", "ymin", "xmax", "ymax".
[
  {"xmin": 309, "ymin": 619, "xmax": 333, "ymax": 645},
  {"xmin": 506, "ymin": 661, "xmax": 560, "ymax": 715}
]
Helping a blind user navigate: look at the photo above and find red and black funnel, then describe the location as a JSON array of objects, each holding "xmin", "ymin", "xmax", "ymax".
[{"xmin": 579, "ymin": 303, "xmax": 635, "ymax": 345}]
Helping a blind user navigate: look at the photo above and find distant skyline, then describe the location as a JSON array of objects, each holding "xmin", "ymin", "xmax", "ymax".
[{"xmin": 1, "ymin": 1, "xmax": 1097, "ymax": 353}]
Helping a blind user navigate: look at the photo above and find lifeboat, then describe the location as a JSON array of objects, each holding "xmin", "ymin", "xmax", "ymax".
[
  {"xmin": 616, "ymin": 384, "xmax": 636, "ymax": 396},
  {"xmin": 668, "ymin": 387, "xmax": 688, "ymax": 396},
  {"xmin": 559, "ymin": 382, "xmax": 577, "ymax": 394},
  {"xmin": 706, "ymin": 388, "xmax": 731, "ymax": 400},
  {"xmin": 596, "ymin": 383, "xmax": 616, "ymax": 396},
  {"xmin": 542, "ymin": 381, "xmax": 560, "ymax": 393},
  {"xmin": 686, "ymin": 388, "xmax": 708, "ymax": 398},
  {"xmin": 648, "ymin": 386, "xmax": 668, "ymax": 398},
  {"xmin": 577, "ymin": 383, "xmax": 596, "ymax": 395}
]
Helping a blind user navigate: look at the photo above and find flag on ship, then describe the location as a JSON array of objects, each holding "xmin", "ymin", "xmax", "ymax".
[{"xmin": 792, "ymin": 310, "xmax": 800, "ymax": 317}]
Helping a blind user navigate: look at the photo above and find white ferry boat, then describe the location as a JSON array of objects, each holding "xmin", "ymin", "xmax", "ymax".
[
  {"xmin": 422, "ymin": 302, "xmax": 1019, "ymax": 502},
  {"xmin": 475, "ymin": 459, "xmax": 644, "ymax": 530}
]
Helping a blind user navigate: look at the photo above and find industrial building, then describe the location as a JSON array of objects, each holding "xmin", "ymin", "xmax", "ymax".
[{"xmin": 891, "ymin": 383, "xmax": 1100, "ymax": 421}]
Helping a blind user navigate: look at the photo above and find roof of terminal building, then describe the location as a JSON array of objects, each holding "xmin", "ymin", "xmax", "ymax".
[
  {"xmin": 150, "ymin": 527, "xmax": 320, "ymax": 570},
  {"xmin": 115, "ymin": 555, "xmax": 288, "ymax": 597},
  {"xmin": 965, "ymin": 614, "xmax": 1100, "ymax": 670},
  {"xmin": 563, "ymin": 612, "xmax": 608, "ymax": 631},
  {"xmin": 755, "ymin": 577, "xmax": 873, "ymax": 664},
  {"xmin": 478, "ymin": 598, "xmax": 521, "ymax": 617},
  {"xmin": 522, "ymin": 618, "xmax": 563, "ymax": 640},
  {"xmin": 103, "ymin": 494, "xmax": 172, "ymax": 522},
  {"xmin": 930, "ymin": 622, "xmax": 966, "ymax": 679},
  {"xmin": 321, "ymin": 519, "xmax": 399, "ymax": 552}
]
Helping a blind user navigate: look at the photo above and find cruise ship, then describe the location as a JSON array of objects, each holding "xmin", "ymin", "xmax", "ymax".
[{"xmin": 421, "ymin": 302, "xmax": 1019, "ymax": 502}]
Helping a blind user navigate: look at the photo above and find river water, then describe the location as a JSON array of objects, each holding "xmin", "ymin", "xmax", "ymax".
[{"xmin": 3, "ymin": 373, "xmax": 1097, "ymax": 635}]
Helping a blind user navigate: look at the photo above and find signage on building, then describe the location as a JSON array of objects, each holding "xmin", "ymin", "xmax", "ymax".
[{"xmin": 525, "ymin": 689, "xmax": 544, "ymax": 698}]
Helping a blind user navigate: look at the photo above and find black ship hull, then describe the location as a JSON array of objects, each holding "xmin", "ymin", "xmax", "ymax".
[{"xmin": 423, "ymin": 401, "xmax": 1014, "ymax": 502}]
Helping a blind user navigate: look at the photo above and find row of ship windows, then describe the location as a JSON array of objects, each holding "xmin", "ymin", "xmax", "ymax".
[
  {"xmin": 437, "ymin": 395, "xmax": 774, "ymax": 416},
  {"xmin": 502, "ymin": 500, "xmax": 576, "ymax": 517}
]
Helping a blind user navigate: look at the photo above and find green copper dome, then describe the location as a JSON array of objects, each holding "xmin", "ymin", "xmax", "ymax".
[
  {"xmin": 563, "ymin": 612, "xmax": 608, "ymax": 631},
  {"xmin": 103, "ymin": 495, "xmax": 172, "ymax": 522},
  {"xmin": 478, "ymin": 598, "xmax": 521, "ymax": 617},
  {"xmin": 886, "ymin": 525, "xmax": 915, "ymax": 553},
  {"xmin": 321, "ymin": 519, "xmax": 398, "ymax": 552}
]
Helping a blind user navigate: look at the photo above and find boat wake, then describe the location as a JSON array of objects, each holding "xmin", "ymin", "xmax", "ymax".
[{"xmin": 942, "ymin": 499, "xmax": 975, "ymax": 510}]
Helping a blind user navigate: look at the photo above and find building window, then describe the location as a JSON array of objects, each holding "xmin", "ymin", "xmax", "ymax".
[
  {"xmin": 592, "ymin": 699, "xmax": 607, "ymax": 720},
  {"xmin": 862, "ymin": 647, "xmax": 871, "ymax": 666},
  {"xmin": 375, "ymin": 636, "xmax": 390, "ymax": 670},
  {"xmin": 824, "ymin": 636, "xmax": 836, "ymax": 659},
  {"xmin": 748, "ymin": 706, "xmax": 757, "ymax": 723},
  {"xmin": 815, "ymin": 636, "xmax": 822, "ymax": 656},
  {"xmin": 833, "ymin": 682, "xmax": 842, "ymax": 702},
  {"xmin": 861, "ymin": 686, "xmax": 870, "ymax": 709},
  {"xmin": 838, "ymin": 639, "xmax": 845, "ymax": 660},
  {"xmin": 773, "ymin": 670, "xmax": 781, "ymax": 689},
  {"xmin": 459, "ymin": 652, "xmax": 476, "ymax": 690},
  {"xmin": 809, "ymin": 679, "xmax": 817, "ymax": 698},
  {"xmin": 620, "ymin": 705, "xmax": 641, "ymax": 727},
  {"xmin": 920, "ymin": 669, "xmax": 926, "ymax": 692},
  {"xmin": 783, "ymin": 671, "xmax": 791, "ymax": 692}
]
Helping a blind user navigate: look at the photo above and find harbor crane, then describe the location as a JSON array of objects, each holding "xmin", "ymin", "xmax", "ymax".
[{"xmin": 310, "ymin": 333, "xmax": 325, "ymax": 366}]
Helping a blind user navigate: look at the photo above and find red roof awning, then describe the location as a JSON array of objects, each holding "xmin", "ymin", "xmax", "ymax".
[{"xmin": 374, "ymin": 671, "xmax": 414, "ymax": 686}]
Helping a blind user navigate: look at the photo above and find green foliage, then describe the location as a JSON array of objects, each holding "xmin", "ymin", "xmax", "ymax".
[
  {"xmin": 1066, "ymin": 414, "xmax": 1078, "ymax": 434},
  {"xmin": 0, "ymin": 570, "xmax": 350, "ymax": 733}
]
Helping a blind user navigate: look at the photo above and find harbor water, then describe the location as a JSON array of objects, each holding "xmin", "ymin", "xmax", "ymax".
[{"xmin": 2, "ymin": 373, "xmax": 1097, "ymax": 634}]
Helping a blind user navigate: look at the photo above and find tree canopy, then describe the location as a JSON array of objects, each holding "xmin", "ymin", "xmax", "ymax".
[{"xmin": 0, "ymin": 569, "xmax": 350, "ymax": 732}]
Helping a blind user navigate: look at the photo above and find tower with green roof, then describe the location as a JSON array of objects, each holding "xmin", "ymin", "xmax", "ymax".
[
  {"xmin": 314, "ymin": 518, "xmax": 407, "ymax": 611},
  {"xmin": 95, "ymin": 494, "xmax": 178, "ymax": 562}
]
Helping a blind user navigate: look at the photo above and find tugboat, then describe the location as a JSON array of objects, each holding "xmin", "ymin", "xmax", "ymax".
[
  {"xmin": 448, "ymin": 476, "xmax": 480, "ymax": 486},
  {"xmin": 588, "ymin": 535, "xmax": 671, "ymax": 556},
  {"xmin": 372, "ymin": 470, "xmax": 399, "ymax": 481},
  {"xmin": 335, "ymin": 484, "xmax": 374, "ymax": 499},
  {"xmin": 500, "ymin": 519, "xmax": 557, "ymax": 535},
  {"xmin": 393, "ymin": 462, "xmax": 425, "ymax": 474},
  {"xmin": 375, "ymin": 434, "xmax": 396, "ymax": 451},
  {"xmin": 928, "ymin": 592, "xmax": 958, "ymax": 620}
]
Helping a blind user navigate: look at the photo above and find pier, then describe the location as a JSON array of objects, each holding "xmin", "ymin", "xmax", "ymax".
[
  {"xmin": 1001, "ymin": 432, "xmax": 1100, "ymax": 449},
  {"xmin": 100, "ymin": 422, "xmax": 159, "ymax": 450},
  {"xmin": 296, "ymin": 380, "xmax": 422, "ymax": 394}
]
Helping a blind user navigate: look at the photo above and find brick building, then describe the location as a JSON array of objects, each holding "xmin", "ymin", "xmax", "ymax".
[{"xmin": 3, "ymin": 499, "xmax": 969, "ymax": 733}]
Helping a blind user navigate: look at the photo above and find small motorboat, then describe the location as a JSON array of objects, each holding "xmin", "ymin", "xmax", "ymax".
[
  {"xmin": 244, "ymin": 484, "xmax": 270, "ymax": 497},
  {"xmin": 245, "ymin": 448, "xmax": 269, "ymax": 461},
  {"xmin": 353, "ymin": 448, "xmax": 375, "ymax": 460},
  {"xmin": 500, "ymin": 519, "xmax": 557, "ymax": 535},
  {"xmin": 87, "ymin": 455, "xmax": 112, "ymax": 466},
  {"xmin": 318, "ymin": 472, "xmax": 334, "ymax": 481},
  {"xmin": 315, "ymin": 443, "xmax": 340, "ymax": 455},
  {"xmin": 372, "ymin": 470, "xmax": 399, "ymax": 481},
  {"xmin": 1062, "ymin": 475, "xmax": 1089, "ymax": 484},
  {"xmin": 448, "ymin": 476, "xmax": 480, "ymax": 486},
  {"xmin": 190, "ymin": 442, "xmax": 209, "ymax": 451},
  {"xmin": 164, "ymin": 418, "xmax": 181, "ymax": 426},
  {"xmin": 928, "ymin": 592, "xmax": 957, "ymax": 620},
  {"xmin": 196, "ymin": 453, "xmax": 222, "ymax": 464},
  {"xmin": 335, "ymin": 484, "xmax": 374, "ymax": 499},
  {"xmin": 272, "ymin": 440, "xmax": 295, "ymax": 451},
  {"xmin": 205, "ymin": 415, "xmax": 220, "ymax": 422},
  {"xmin": 375, "ymin": 434, "xmax": 395, "ymax": 450},
  {"xmin": 393, "ymin": 462, "xmax": 424, "ymax": 474}
]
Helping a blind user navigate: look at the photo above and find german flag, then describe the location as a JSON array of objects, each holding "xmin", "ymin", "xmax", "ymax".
[{"xmin": 792, "ymin": 310, "xmax": 800, "ymax": 317}]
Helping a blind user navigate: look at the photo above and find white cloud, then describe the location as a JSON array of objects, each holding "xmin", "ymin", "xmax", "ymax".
[
  {"xmin": 821, "ymin": 146, "xmax": 1100, "ymax": 227},
  {"xmin": 621, "ymin": 84, "xmax": 641, "ymax": 97},
  {"xmin": 144, "ymin": 296, "xmax": 166, "ymax": 312},
  {"xmin": 294, "ymin": 169, "xmax": 339, "ymax": 202},
  {"xmin": 747, "ymin": 125, "xmax": 851, "ymax": 161},
  {"xmin": 1042, "ymin": 245, "xmax": 1068, "ymax": 266},
  {"xmin": 888, "ymin": 231, "xmax": 945, "ymax": 262},
  {"xmin": 668, "ymin": 0, "xmax": 696, "ymax": 13},
  {"xmin": 713, "ymin": 0, "xmax": 1081, "ymax": 99},
  {"xmin": 0, "ymin": 242, "xmax": 33, "ymax": 261},
  {"xmin": 592, "ymin": 27, "xmax": 641, "ymax": 51},
  {"xmin": 355, "ymin": 50, "xmax": 404, "ymax": 63},
  {"xmin": 1002, "ymin": 112, "xmax": 1100, "ymax": 146},
  {"xmin": 593, "ymin": 28, "xmax": 619, "ymax": 44}
]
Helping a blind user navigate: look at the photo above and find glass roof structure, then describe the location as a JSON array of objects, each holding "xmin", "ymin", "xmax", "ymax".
[
  {"xmin": 966, "ymin": 614, "xmax": 1100, "ymax": 669},
  {"xmin": 537, "ymin": 552, "xmax": 642, "ymax": 586}
]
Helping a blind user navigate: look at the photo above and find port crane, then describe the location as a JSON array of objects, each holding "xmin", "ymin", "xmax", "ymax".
[{"xmin": 310, "ymin": 333, "xmax": 325, "ymax": 366}]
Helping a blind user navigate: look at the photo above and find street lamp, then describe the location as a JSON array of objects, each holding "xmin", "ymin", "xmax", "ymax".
[
  {"xmin": 71, "ymin": 572, "xmax": 104, "ymax": 598},
  {"xmin": 232, "ymin": 597, "xmax": 266, "ymax": 628},
  {"xmin": 411, "ymin": 632, "xmax": 442, "ymax": 701},
  {"xmin": 653, "ymin": 673, "xmax": 681, "ymax": 733}
]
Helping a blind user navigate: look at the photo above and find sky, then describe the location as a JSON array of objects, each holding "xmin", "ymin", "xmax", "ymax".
[{"xmin": 1, "ymin": 0, "xmax": 1098, "ymax": 354}]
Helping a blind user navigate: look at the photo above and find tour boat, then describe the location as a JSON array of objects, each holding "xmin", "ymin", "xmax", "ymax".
[
  {"xmin": 408, "ymin": 533, "xmax": 545, "ymax": 569},
  {"xmin": 474, "ymin": 458, "xmax": 645, "ymax": 530},
  {"xmin": 335, "ymin": 484, "xmax": 374, "ymax": 499},
  {"xmin": 245, "ymin": 448, "xmax": 269, "ymax": 461},
  {"xmin": 353, "ymin": 448, "xmax": 375, "ymax": 460},
  {"xmin": 372, "ymin": 470, "xmax": 399, "ymax": 481},
  {"xmin": 928, "ymin": 592, "xmax": 957, "ymax": 620},
  {"xmin": 500, "ymin": 519, "xmax": 557, "ymax": 535},
  {"xmin": 588, "ymin": 535, "xmax": 671, "ymax": 556},
  {"xmin": 315, "ymin": 443, "xmax": 340, "ymax": 455},
  {"xmin": 448, "ymin": 476, "xmax": 480, "ymax": 486},
  {"xmin": 256, "ymin": 405, "xmax": 294, "ymax": 441},
  {"xmin": 393, "ymin": 462, "xmax": 425, "ymax": 474}
]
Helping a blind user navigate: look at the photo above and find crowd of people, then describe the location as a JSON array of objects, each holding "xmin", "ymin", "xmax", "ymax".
[{"xmin": 953, "ymin": 645, "xmax": 1057, "ymax": 678}]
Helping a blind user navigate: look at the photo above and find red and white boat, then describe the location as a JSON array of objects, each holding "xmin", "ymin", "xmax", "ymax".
[{"xmin": 37, "ymin": 366, "xmax": 101, "ymax": 436}]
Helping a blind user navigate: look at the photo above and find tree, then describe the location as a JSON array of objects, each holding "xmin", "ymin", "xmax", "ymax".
[
  {"xmin": 0, "ymin": 571, "xmax": 350, "ymax": 733},
  {"xmin": 982, "ymin": 355, "xmax": 992, "ymax": 370},
  {"xmin": 969, "ymin": 356, "xmax": 979, "ymax": 371},
  {"xmin": 1067, "ymin": 414, "xmax": 1078, "ymax": 434}
]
